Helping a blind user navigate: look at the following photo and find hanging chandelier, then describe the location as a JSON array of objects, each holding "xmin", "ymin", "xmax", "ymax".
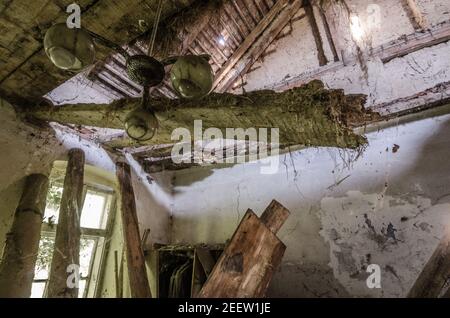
[{"xmin": 43, "ymin": 0, "xmax": 214, "ymax": 142}]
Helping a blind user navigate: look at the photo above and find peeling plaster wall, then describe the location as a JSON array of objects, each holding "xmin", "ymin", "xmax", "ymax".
[
  {"xmin": 242, "ymin": 0, "xmax": 450, "ymax": 110},
  {"xmin": 166, "ymin": 0, "xmax": 450, "ymax": 297},
  {"xmin": 0, "ymin": 99, "xmax": 171, "ymax": 244},
  {"xmin": 0, "ymin": 98, "xmax": 172, "ymax": 266},
  {"xmin": 417, "ymin": 0, "xmax": 450, "ymax": 26},
  {"xmin": 170, "ymin": 111, "xmax": 450, "ymax": 297}
]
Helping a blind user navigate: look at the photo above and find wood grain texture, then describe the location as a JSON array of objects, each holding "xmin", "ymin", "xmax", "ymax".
[
  {"xmin": 214, "ymin": 0, "xmax": 302, "ymax": 92},
  {"xmin": 0, "ymin": 0, "xmax": 196, "ymax": 105},
  {"xmin": 0, "ymin": 174, "xmax": 49, "ymax": 298},
  {"xmin": 28, "ymin": 80, "xmax": 374, "ymax": 150},
  {"xmin": 47, "ymin": 148, "xmax": 85, "ymax": 298},
  {"xmin": 260, "ymin": 200, "xmax": 290, "ymax": 234},
  {"xmin": 116, "ymin": 161, "xmax": 151, "ymax": 298},
  {"xmin": 197, "ymin": 208, "xmax": 287, "ymax": 298}
]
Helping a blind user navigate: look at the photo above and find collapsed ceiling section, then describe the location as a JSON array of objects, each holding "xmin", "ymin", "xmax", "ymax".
[
  {"xmin": 0, "ymin": 0, "xmax": 197, "ymax": 105},
  {"xmin": 3, "ymin": 0, "xmax": 449, "ymax": 172}
]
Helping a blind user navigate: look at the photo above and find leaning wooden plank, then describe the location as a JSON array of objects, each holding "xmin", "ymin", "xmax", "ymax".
[
  {"xmin": 116, "ymin": 162, "xmax": 152, "ymax": 298},
  {"xmin": 197, "ymin": 201, "xmax": 290, "ymax": 298},
  {"xmin": 47, "ymin": 149, "xmax": 85, "ymax": 298},
  {"xmin": 260, "ymin": 200, "xmax": 290, "ymax": 234},
  {"xmin": 26, "ymin": 80, "xmax": 377, "ymax": 149},
  {"xmin": 0, "ymin": 174, "xmax": 50, "ymax": 298},
  {"xmin": 407, "ymin": 226, "xmax": 450, "ymax": 298}
]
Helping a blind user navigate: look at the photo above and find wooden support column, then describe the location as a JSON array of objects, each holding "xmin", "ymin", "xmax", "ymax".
[
  {"xmin": 402, "ymin": 0, "xmax": 427, "ymax": 30},
  {"xmin": 47, "ymin": 149, "xmax": 85, "ymax": 298},
  {"xmin": 116, "ymin": 162, "xmax": 151, "ymax": 298},
  {"xmin": 198, "ymin": 200, "xmax": 290, "ymax": 298},
  {"xmin": 304, "ymin": 0, "xmax": 328, "ymax": 66},
  {"xmin": 0, "ymin": 174, "xmax": 50, "ymax": 298},
  {"xmin": 407, "ymin": 226, "xmax": 450, "ymax": 298}
]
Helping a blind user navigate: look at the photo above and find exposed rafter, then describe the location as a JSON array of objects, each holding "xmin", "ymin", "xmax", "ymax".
[
  {"xmin": 214, "ymin": 0, "xmax": 304, "ymax": 92},
  {"xmin": 25, "ymin": 80, "xmax": 378, "ymax": 150},
  {"xmin": 0, "ymin": 0, "xmax": 198, "ymax": 105}
]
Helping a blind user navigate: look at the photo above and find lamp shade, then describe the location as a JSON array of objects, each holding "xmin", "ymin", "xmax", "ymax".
[
  {"xmin": 170, "ymin": 55, "xmax": 214, "ymax": 99},
  {"xmin": 125, "ymin": 107, "xmax": 159, "ymax": 141},
  {"xmin": 44, "ymin": 23, "xmax": 95, "ymax": 71},
  {"xmin": 126, "ymin": 55, "xmax": 165, "ymax": 87}
]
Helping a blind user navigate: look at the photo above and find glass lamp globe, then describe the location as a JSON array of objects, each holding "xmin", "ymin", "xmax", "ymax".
[
  {"xmin": 44, "ymin": 23, "xmax": 95, "ymax": 71},
  {"xmin": 125, "ymin": 108, "xmax": 159, "ymax": 142},
  {"xmin": 170, "ymin": 55, "xmax": 214, "ymax": 99}
]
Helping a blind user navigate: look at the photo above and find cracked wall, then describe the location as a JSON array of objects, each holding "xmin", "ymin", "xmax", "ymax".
[
  {"xmin": 241, "ymin": 0, "xmax": 450, "ymax": 111},
  {"xmin": 170, "ymin": 110, "xmax": 450, "ymax": 297},
  {"xmin": 166, "ymin": 0, "xmax": 450, "ymax": 297},
  {"xmin": 0, "ymin": 98, "xmax": 172, "ymax": 253}
]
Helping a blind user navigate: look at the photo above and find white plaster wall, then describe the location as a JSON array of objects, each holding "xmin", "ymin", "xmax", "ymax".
[
  {"xmin": 0, "ymin": 98, "xmax": 172, "ymax": 247},
  {"xmin": 243, "ymin": 10, "xmax": 319, "ymax": 89},
  {"xmin": 417, "ymin": 0, "xmax": 450, "ymax": 26},
  {"xmin": 170, "ymin": 111, "xmax": 450, "ymax": 297},
  {"xmin": 243, "ymin": 0, "xmax": 450, "ymax": 110}
]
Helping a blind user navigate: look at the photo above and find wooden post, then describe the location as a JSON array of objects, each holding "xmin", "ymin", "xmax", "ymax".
[
  {"xmin": 0, "ymin": 174, "xmax": 50, "ymax": 298},
  {"xmin": 304, "ymin": 0, "xmax": 328, "ymax": 66},
  {"xmin": 47, "ymin": 149, "xmax": 85, "ymax": 298},
  {"xmin": 197, "ymin": 200, "xmax": 290, "ymax": 298},
  {"xmin": 116, "ymin": 162, "xmax": 151, "ymax": 298},
  {"xmin": 407, "ymin": 226, "xmax": 450, "ymax": 298}
]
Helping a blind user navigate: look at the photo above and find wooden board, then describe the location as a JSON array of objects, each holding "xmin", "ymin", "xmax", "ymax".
[
  {"xmin": 47, "ymin": 148, "xmax": 84, "ymax": 298},
  {"xmin": 197, "ymin": 209, "xmax": 286, "ymax": 298},
  {"xmin": 116, "ymin": 162, "xmax": 152, "ymax": 298}
]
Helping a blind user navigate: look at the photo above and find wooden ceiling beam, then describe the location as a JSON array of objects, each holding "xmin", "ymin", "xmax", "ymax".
[
  {"xmin": 231, "ymin": 0, "xmax": 255, "ymax": 32},
  {"xmin": 218, "ymin": 16, "xmax": 242, "ymax": 48},
  {"xmin": 224, "ymin": 2, "xmax": 250, "ymax": 39},
  {"xmin": 401, "ymin": 0, "xmax": 427, "ymax": 30},
  {"xmin": 304, "ymin": 0, "xmax": 328, "ymax": 66},
  {"xmin": 25, "ymin": 80, "xmax": 375, "ymax": 150},
  {"xmin": 0, "ymin": 0, "xmax": 198, "ymax": 105},
  {"xmin": 213, "ymin": 0, "xmax": 304, "ymax": 93}
]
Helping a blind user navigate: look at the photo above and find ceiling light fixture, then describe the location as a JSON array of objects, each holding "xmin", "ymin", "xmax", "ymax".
[{"xmin": 43, "ymin": 0, "xmax": 214, "ymax": 143}]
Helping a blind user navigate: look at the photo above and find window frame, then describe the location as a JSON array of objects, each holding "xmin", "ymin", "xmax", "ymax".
[{"xmin": 33, "ymin": 182, "xmax": 116, "ymax": 298}]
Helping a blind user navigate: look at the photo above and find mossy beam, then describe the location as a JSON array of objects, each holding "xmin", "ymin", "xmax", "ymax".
[{"xmin": 27, "ymin": 81, "xmax": 379, "ymax": 149}]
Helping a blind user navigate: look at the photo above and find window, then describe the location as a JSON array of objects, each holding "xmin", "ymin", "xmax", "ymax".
[{"xmin": 32, "ymin": 182, "xmax": 115, "ymax": 298}]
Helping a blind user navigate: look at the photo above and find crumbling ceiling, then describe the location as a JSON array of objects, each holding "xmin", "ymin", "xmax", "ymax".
[{"xmin": 0, "ymin": 0, "xmax": 197, "ymax": 105}]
